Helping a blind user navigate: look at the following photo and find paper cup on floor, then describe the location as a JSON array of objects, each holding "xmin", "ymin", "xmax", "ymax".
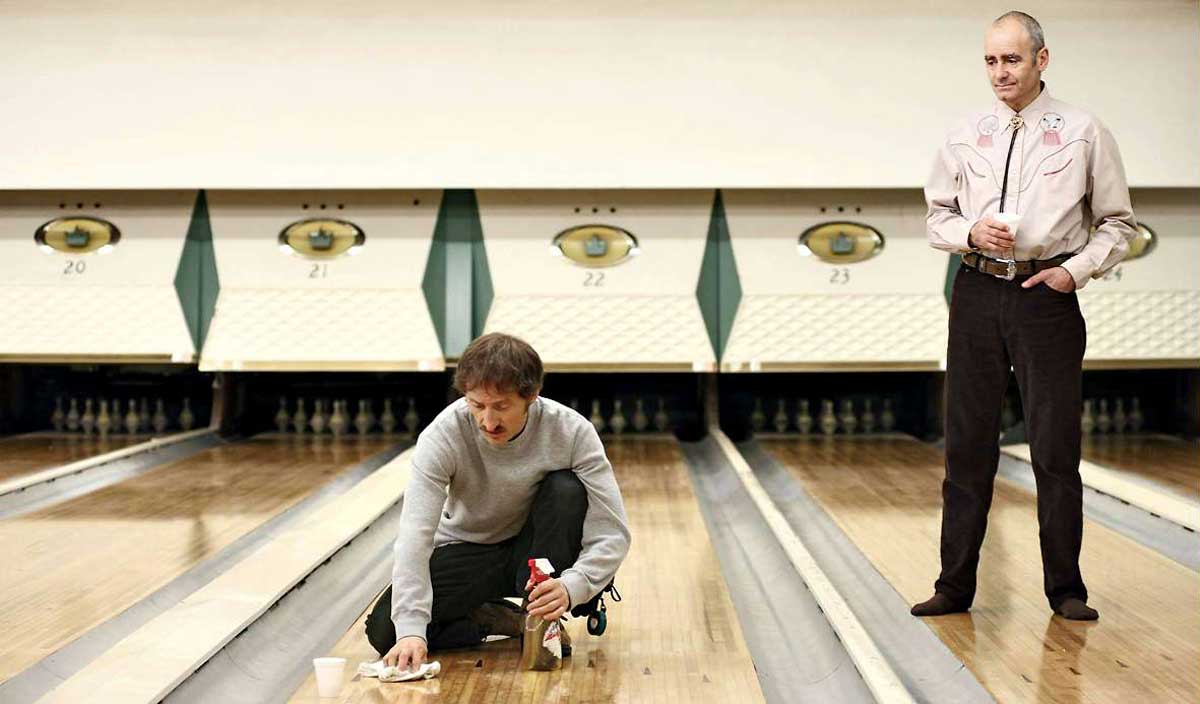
[{"xmin": 313, "ymin": 657, "xmax": 347, "ymax": 698}]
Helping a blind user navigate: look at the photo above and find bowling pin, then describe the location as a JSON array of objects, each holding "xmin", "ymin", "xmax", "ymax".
[
  {"xmin": 1096, "ymin": 399, "xmax": 1111, "ymax": 434},
  {"xmin": 403, "ymin": 398, "xmax": 419, "ymax": 436},
  {"xmin": 880, "ymin": 399, "xmax": 896, "ymax": 433},
  {"xmin": 750, "ymin": 398, "xmax": 766, "ymax": 433},
  {"xmin": 139, "ymin": 398, "xmax": 151, "ymax": 433},
  {"xmin": 861, "ymin": 399, "xmax": 876, "ymax": 434},
  {"xmin": 1129, "ymin": 397, "xmax": 1144, "ymax": 433},
  {"xmin": 293, "ymin": 398, "xmax": 308, "ymax": 434},
  {"xmin": 354, "ymin": 400, "xmax": 372, "ymax": 435},
  {"xmin": 632, "ymin": 398, "xmax": 649, "ymax": 433},
  {"xmin": 51, "ymin": 397, "xmax": 65, "ymax": 431},
  {"xmin": 125, "ymin": 400, "xmax": 139, "ymax": 435},
  {"xmin": 329, "ymin": 400, "xmax": 348, "ymax": 438},
  {"xmin": 773, "ymin": 399, "xmax": 789, "ymax": 433},
  {"xmin": 81, "ymin": 399, "xmax": 96, "ymax": 436},
  {"xmin": 179, "ymin": 397, "xmax": 195, "ymax": 431},
  {"xmin": 1112, "ymin": 398, "xmax": 1127, "ymax": 434},
  {"xmin": 590, "ymin": 400, "xmax": 606, "ymax": 434},
  {"xmin": 66, "ymin": 398, "xmax": 80, "ymax": 432},
  {"xmin": 310, "ymin": 400, "xmax": 327, "ymax": 434},
  {"xmin": 97, "ymin": 399, "xmax": 112, "ymax": 437},
  {"xmin": 1081, "ymin": 399, "xmax": 1096, "ymax": 435},
  {"xmin": 795, "ymin": 399, "xmax": 813, "ymax": 435},
  {"xmin": 153, "ymin": 398, "xmax": 169, "ymax": 434},
  {"xmin": 275, "ymin": 397, "xmax": 290, "ymax": 433},
  {"xmin": 569, "ymin": 398, "xmax": 580, "ymax": 412},
  {"xmin": 380, "ymin": 399, "xmax": 397, "ymax": 434},
  {"xmin": 609, "ymin": 399, "xmax": 627, "ymax": 435},
  {"xmin": 819, "ymin": 400, "xmax": 837, "ymax": 436},
  {"xmin": 838, "ymin": 399, "xmax": 857, "ymax": 435},
  {"xmin": 653, "ymin": 396, "xmax": 669, "ymax": 433}
]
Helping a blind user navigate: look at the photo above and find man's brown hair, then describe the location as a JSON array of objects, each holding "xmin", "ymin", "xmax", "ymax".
[{"xmin": 453, "ymin": 332, "xmax": 544, "ymax": 398}]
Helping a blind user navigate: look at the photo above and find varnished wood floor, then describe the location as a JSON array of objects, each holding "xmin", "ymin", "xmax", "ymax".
[
  {"xmin": 1081, "ymin": 435, "xmax": 1199, "ymax": 501},
  {"xmin": 288, "ymin": 438, "xmax": 765, "ymax": 704},
  {"xmin": 0, "ymin": 435, "xmax": 396, "ymax": 685},
  {"xmin": 762, "ymin": 437, "xmax": 1200, "ymax": 704},
  {"xmin": 0, "ymin": 433, "xmax": 147, "ymax": 484}
]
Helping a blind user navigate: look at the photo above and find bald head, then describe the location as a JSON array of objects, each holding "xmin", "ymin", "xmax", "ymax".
[{"xmin": 992, "ymin": 11, "xmax": 1045, "ymax": 55}]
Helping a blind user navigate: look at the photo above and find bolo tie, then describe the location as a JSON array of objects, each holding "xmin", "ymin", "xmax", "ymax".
[{"xmin": 999, "ymin": 114, "xmax": 1024, "ymax": 214}]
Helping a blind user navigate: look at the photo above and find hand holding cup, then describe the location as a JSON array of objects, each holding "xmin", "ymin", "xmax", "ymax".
[{"xmin": 969, "ymin": 213, "xmax": 1019, "ymax": 257}]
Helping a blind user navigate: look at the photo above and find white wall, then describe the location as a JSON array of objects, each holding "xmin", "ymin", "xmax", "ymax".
[{"xmin": 0, "ymin": 0, "xmax": 1195, "ymax": 188}]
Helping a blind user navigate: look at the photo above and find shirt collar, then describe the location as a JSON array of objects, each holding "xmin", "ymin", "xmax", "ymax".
[{"xmin": 995, "ymin": 81, "xmax": 1051, "ymax": 132}]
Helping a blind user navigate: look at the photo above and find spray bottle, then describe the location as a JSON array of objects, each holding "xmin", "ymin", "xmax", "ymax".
[{"xmin": 520, "ymin": 557, "xmax": 563, "ymax": 671}]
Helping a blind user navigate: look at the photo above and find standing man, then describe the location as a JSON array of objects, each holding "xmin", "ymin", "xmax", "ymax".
[
  {"xmin": 366, "ymin": 332, "xmax": 631, "ymax": 670},
  {"xmin": 913, "ymin": 11, "xmax": 1136, "ymax": 621}
]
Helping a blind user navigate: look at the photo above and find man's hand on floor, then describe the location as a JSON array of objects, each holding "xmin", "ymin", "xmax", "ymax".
[{"xmin": 384, "ymin": 635, "xmax": 427, "ymax": 672}]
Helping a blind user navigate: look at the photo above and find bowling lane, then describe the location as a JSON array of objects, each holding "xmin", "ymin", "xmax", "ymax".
[
  {"xmin": 0, "ymin": 434, "xmax": 398, "ymax": 685},
  {"xmin": 761, "ymin": 437, "xmax": 1200, "ymax": 704},
  {"xmin": 288, "ymin": 438, "xmax": 765, "ymax": 704},
  {"xmin": 0, "ymin": 433, "xmax": 148, "ymax": 484},
  {"xmin": 1081, "ymin": 435, "xmax": 1199, "ymax": 501}
]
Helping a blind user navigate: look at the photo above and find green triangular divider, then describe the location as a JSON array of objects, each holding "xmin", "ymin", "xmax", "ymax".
[
  {"xmin": 174, "ymin": 190, "xmax": 220, "ymax": 355},
  {"xmin": 423, "ymin": 190, "xmax": 490, "ymax": 359},
  {"xmin": 696, "ymin": 190, "xmax": 741, "ymax": 361}
]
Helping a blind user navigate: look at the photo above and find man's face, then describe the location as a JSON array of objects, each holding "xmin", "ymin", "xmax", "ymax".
[
  {"xmin": 465, "ymin": 385, "xmax": 536, "ymax": 446},
  {"xmin": 984, "ymin": 20, "xmax": 1048, "ymax": 110}
]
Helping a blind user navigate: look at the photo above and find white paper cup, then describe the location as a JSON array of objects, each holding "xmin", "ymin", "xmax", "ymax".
[
  {"xmin": 993, "ymin": 211, "xmax": 1021, "ymax": 236},
  {"xmin": 313, "ymin": 657, "xmax": 346, "ymax": 698},
  {"xmin": 992, "ymin": 212, "xmax": 1021, "ymax": 258}
]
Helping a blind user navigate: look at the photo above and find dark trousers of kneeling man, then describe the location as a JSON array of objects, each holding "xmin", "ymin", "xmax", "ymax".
[{"xmin": 366, "ymin": 470, "xmax": 589, "ymax": 653}]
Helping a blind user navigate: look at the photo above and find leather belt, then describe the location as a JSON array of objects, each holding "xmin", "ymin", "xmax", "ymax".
[{"xmin": 962, "ymin": 252, "xmax": 1072, "ymax": 281}]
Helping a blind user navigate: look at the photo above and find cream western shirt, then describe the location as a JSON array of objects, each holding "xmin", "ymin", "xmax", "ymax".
[{"xmin": 925, "ymin": 86, "xmax": 1137, "ymax": 289}]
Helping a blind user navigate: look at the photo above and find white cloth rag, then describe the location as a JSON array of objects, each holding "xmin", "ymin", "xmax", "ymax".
[{"xmin": 357, "ymin": 659, "xmax": 441, "ymax": 682}]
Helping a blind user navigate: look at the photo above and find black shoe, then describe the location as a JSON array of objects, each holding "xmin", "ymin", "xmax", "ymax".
[
  {"xmin": 1053, "ymin": 598, "xmax": 1099, "ymax": 621},
  {"xmin": 910, "ymin": 593, "xmax": 969, "ymax": 617},
  {"xmin": 469, "ymin": 600, "xmax": 524, "ymax": 639}
]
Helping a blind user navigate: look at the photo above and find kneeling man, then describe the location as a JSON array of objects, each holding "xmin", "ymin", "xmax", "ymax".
[{"xmin": 366, "ymin": 332, "xmax": 632, "ymax": 671}]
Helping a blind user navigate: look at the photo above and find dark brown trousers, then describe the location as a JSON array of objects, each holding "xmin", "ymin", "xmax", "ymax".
[{"xmin": 936, "ymin": 264, "xmax": 1088, "ymax": 609}]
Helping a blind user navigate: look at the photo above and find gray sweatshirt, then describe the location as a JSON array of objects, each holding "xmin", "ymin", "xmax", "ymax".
[{"xmin": 390, "ymin": 396, "xmax": 631, "ymax": 640}]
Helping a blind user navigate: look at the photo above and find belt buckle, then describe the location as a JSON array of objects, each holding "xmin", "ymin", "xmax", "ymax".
[{"xmin": 993, "ymin": 258, "xmax": 1017, "ymax": 281}]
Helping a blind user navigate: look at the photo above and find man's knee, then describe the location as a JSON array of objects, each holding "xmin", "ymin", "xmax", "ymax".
[
  {"xmin": 538, "ymin": 470, "xmax": 588, "ymax": 516},
  {"xmin": 364, "ymin": 587, "xmax": 397, "ymax": 657}
]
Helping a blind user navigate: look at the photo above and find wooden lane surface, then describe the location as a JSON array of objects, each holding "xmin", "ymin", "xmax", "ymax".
[
  {"xmin": 0, "ymin": 435, "xmax": 396, "ymax": 685},
  {"xmin": 0, "ymin": 433, "xmax": 148, "ymax": 484},
  {"xmin": 288, "ymin": 438, "xmax": 765, "ymax": 704},
  {"xmin": 762, "ymin": 437, "xmax": 1200, "ymax": 704},
  {"xmin": 1080, "ymin": 435, "xmax": 1199, "ymax": 501}
]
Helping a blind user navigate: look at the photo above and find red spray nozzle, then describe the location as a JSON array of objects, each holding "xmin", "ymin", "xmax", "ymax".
[{"xmin": 528, "ymin": 558, "xmax": 550, "ymax": 584}]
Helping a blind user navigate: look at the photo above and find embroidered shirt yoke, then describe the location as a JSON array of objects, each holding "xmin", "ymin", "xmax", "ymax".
[{"xmin": 924, "ymin": 86, "xmax": 1138, "ymax": 289}]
